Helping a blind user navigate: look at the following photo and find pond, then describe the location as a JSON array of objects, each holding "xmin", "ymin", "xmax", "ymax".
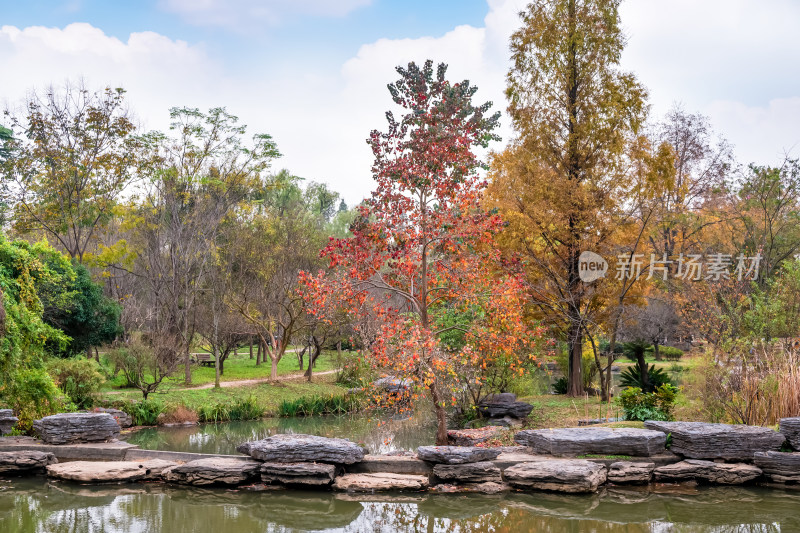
[
  {"xmin": 2, "ymin": 478, "xmax": 799, "ymax": 532},
  {"xmin": 123, "ymin": 414, "xmax": 438, "ymax": 455}
]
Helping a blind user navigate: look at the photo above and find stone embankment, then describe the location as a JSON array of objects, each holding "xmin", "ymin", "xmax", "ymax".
[{"xmin": 2, "ymin": 413, "xmax": 800, "ymax": 494}]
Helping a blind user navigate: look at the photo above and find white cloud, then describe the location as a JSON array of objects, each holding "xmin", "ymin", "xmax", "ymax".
[
  {"xmin": 159, "ymin": 0, "xmax": 372, "ymax": 28},
  {"xmin": 1, "ymin": 0, "xmax": 798, "ymax": 205}
]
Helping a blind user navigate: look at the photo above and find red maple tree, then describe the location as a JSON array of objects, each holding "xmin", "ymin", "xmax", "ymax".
[{"xmin": 302, "ymin": 61, "xmax": 538, "ymax": 445}]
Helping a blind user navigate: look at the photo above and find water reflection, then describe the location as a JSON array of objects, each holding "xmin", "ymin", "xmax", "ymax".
[
  {"xmin": 1, "ymin": 479, "xmax": 798, "ymax": 532},
  {"xmin": 125, "ymin": 413, "xmax": 437, "ymax": 455}
]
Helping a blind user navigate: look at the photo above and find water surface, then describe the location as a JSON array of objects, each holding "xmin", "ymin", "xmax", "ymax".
[
  {"xmin": 124, "ymin": 414, "xmax": 437, "ymax": 455},
  {"xmin": 2, "ymin": 479, "xmax": 798, "ymax": 532}
]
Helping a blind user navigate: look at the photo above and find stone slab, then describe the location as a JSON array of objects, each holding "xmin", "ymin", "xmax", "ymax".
[
  {"xmin": 260, "ymin": 462, "xmax": 337, "ymax": 486},
  {"xmin": 607, "ymin": 461, "xmax": 654, "ymax": 484},
  {"xmin": 347, "ymin": 455, "xmax": 432, "ymax": 476},
  {"xmin": 754, "ymin": 451, "xmax": 800, "ymax": 483},
  {"xmin": 416, "ymin": 446, "xmax": 501, "ymax": 464},
  {"xmin": 238, "ymin": 434, "xmax": 365, "ymax": 464},
  {"xmin": 514, "ymin": 427, "xmax": 667, "ymax": 457},
  {"xmin": 47, "ymin": 459, "xmax": 176, "ymax": 483},
  {"xmin": 163, "ymin": 457, "xmax": 260, "ymax": 486},
  {"xmin": 780, "ymin": 418, "xmax": 800, "ymax": 451},
  {"xmin": 333, "ymin": 473, "xmax": 430, "ymax": 492},
  {"xmin": 654, "ymin": 459, "xmax": 762, "ymax": 484},
  {"xmin": 432, "ymin": 461, "xmax": 502, "ymax": 483},
  {"xmin": 0, "ymin": 450, "xmax": 57, "ymax": 474},
  {"xmin": 504, "ymin": 460, "xmax": 607, "ymax": 493},
  {"xmin": 644, "ymin": 421, "xmax": 785, "ymax": 461},
  {"xmin": 33, "ymin": 413, "xmax": 120, "ymax": 444}
]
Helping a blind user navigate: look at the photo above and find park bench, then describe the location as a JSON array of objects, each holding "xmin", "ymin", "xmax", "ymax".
[{"xmin": 193, "ymin": 353, "xmax": 216, "ymax": 367}]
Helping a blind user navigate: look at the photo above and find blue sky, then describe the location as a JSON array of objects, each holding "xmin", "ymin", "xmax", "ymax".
[{"xmin": 1, "ymin": 0, "xmax": 799, "ymax": 203}]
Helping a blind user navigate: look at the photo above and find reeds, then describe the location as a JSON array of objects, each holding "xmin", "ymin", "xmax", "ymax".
[
  {"xmin": 197, "ymin": 395, "xmax": 264, "ymax": 423},
  {"xmin": 277, "ymin": 394, "xmax": 362, "ymax": 417}
]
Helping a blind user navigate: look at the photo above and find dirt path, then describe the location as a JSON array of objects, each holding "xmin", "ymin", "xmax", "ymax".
[{"xmin": 104, "ymin": 369, "xmax": 338, "ymax": 396}]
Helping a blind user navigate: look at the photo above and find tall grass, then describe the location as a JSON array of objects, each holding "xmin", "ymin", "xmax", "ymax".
[
  {"xmin": 197, "ymin": 395, "xmax": 264, "ymax": 423},
  {"xmin": 277, "ymin": 394, "xmax": 362, "ymax": 417},
  {"xmin": 691, "ymin": 342, "xmax": 800, "ymax": 425}
]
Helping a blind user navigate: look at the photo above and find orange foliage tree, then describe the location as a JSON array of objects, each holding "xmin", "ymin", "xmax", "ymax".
[{"xmin": 301, "ymin": 61, "xmax": 538, "ymax": 445}]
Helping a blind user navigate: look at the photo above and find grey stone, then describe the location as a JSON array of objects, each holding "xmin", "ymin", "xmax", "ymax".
[
  {"xmin": 163, "ymin": 457, "xmax": 259, "ymax": 486},
  {"xmin": 33, "ymin": 413, "xmax": 120, "ymax": 444},
  {"xmin": 447, "ymin": 427, "xmax": 502, "ymax": 446},
  {"xmin": 654, "ymin": 460, "xmax": 762, "ymax": 484},
  {"xmin": 238, "ymin": 434, "xmax": 365, "ymax": 464},
  {"xmin": 482, "ymin": 393, "xmax": 517, "ymax": 403},
  {"xmin": 779, "ymin": 418, "xmax": 800, "ymax": 450},
  {"xmin": 260, "ymin": 462, "xmax": 337, "ymax": 486},
  {"xmin": 644, "ymin": 421, "xmax": 785, "ymax": 460},
  {"xmin": 433, "ymin": 461, "xmax": 502, "ymax": 483},
  {"xmin": 478, "ymin": 400, "xmax": 534, "ymax": 420},
  {"xmin": 431, "ymin": 481, "xmax": 511, "ymax": 494},
  {"xmin": 0, "ymin": 409, "xmax": 18, "ymax": 435},
  {"xmin": 333, "ymin": 473, "xmax": 429, "ymax": 492},
  {"xmin": 504, "ymin": 460, "xmax": 608, "ymax": 493},
  {"xmin": 487, "ymin": 416, "xmax": 523, "ymax": 427},
  {"xmin": 0, "ymin": 451, "xmax": 57, "ymax": 474},
  {"xmin": 754, "ymin": 451, "xmax": 800, "ymax": 483},
  {"xmin": 607, "ymin": 461, "xmax": 654, "ymax": 484},
  {"xmin": 90, "ymin": 408, "xmax": 133, "ymax": 428},
  {"xmin": 514, "ymin": 427, "xmax": 667, "ymax": 457},
  {"xmin": 373, "ymin": 376, "xmax": 412, "ymax": 394},
  {"xmin": 416, "ymin": 446, "xmax": 501, "ymax": 464},
  {"xmin": 47, "ymin": 459, "xmax": 175, "ymax": 483}
]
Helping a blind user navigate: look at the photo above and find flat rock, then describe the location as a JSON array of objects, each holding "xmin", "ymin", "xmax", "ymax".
[
  {"xmin": 90, "ymin": 408, "xmax": 133, "ymax": 428},
  {"xmin": 238, "ymin": 434, "xmax": 365, "ymax": 464},
  {"xmin": 0, "ymin": 409, "xmax": 18, "ymax": 435},
  {"xmin": 779, "ymin": 418, "xmax": 800, "ymax": 450},
  {"xmin": 654, "ymin": 460, "xmax": 762, "ymax": 484},
  {"xmin": 33, "ymin": 413, "xmax": 120, "ymax": 444},
  {"xmin": 260, "ymin": 462, "xmax": 337, "ymax": 486},
  {"xmin": 478, "ymin": 400, "xmax": 533, "ymax": 420},
  {"xmin": 504, "ymin": 460, "xmax": 607, "ymax": 493},
  {"xmin": 607, "ymin": 461, "xmax": 654, "ymax": 484},
  {"xmin": 163, "ymin": 458, "xmax": 259, "ymax": 486},
  {"xmin": 46, "ymin": 459, "xmax": 175, "ymax": 483},
  {"xmin": 0, "ymin": 451, "xmax": 57, "ymax": 474},
  {"xmin": 515, "ymin": 427, "xmax": 667, "ymax": 457},
  {"xmin": 416, "ymin": 446, "xmax": 501, "ymax": 464},
  {"xmin": 447, "ymin": 427, "xmax": 502, "ymax": 446},
  {"xmin": 333, "ymin": 473, "xmax": 429, "ymax": 492},
  {"xmin": 754, "ymin": 451, "xmax": 800, "ymax": 483},
  {"xmin": 644, "ymin": 421, "xmax": 785, "ymax": 461},
  {"xmin": 431, "ymin": 481, "xmax": 511, "ymax": 494},
  {"xmin": 433, "ymin": 461, "xmax": 502, "ymax": 483}
]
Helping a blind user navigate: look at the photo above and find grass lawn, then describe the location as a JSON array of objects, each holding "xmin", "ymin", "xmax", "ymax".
[
  {"xmin": 103, "ymin": 372, "xmax": 349, "ymax": 416},
  {"xmin": 103, "ymin": 348, "xmax": 347, "ymax": 390}
]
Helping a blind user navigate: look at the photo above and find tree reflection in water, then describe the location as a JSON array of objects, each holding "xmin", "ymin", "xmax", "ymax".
[{"xmin": 0, "ymin": 479, "xmax": 795, "ymax": 532}]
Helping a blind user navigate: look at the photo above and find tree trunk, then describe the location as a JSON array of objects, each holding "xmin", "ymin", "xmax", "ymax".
[
  {"xmin": 567, "ymin": 320, "xmax": 583, "ymax": 397},
  {"xmin": 249, "ymin": 342, "xmax": 253, "ymax": 360},
  {"xmin": 256, "ymin": 340, "xmax": 262, "ymax": 366},
  {"xmin": 184, "ymin": 349, "xmax": 192, "ymax": 385},
  {"xmin": 430, "ymin": 383, "xmax": 448, "ymax": 446},
  {"xmin": 637, "ymin": 352, "xmax": 650, "ymax": 391},
  {"xmin": 654, "ymin": 343, "xmax": 661, "ymax": 361},
  {"xmin": 270, "ymin": 356, "xmax": 278, "ymax": 380}
]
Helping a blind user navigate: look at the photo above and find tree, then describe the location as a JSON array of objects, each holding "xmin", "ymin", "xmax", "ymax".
[
  {"xmin": 303, "ymin": 61, "xmax": 535, "ymax": 445},
  {"xmin": 122, "ymin": 107, "xmax": 279, "ymax": 384},
  {"xmin": 490, "ymin": 0, "xmax": 649, "ymax": 396},
  {"xmin": 42, "ymin": 262, "xmax": 122, "ymax": 358},
  {"xmin": 1, "ymin": 83, "xmax": 136, "ymax": 262}
]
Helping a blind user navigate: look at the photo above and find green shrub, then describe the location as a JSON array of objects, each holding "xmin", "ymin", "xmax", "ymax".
[
  {"xmin": 552, "ymin": 376, "xmax": 568, "ymax": 394},
  {"xmin": 3, "ymin": 367, "xmax": 71, "ymax": 431},
  {"xmin": 619, "ymin": 364, "xmax": 673, "ymax": 392},
  {"xmin": 659, "ymin": 346, "xmax": 684, "ymax": 361},
  {"xmin": 554, "ymin": 349, "xmax": 597, "ymax": 390},
  {"xmin": 334, "ymin": 351, "xmax": 373, "ymax": 388},
  {"xmin": 120, "ymin": 398, "xmax": 164, "ymax": 426},
  {"xmin": 617, "ymin": 384, "xmax": 678, "ymax": 422},
  {"xmin": 46, "ymin": 357, "xmax": 105, "ymax": 409}
]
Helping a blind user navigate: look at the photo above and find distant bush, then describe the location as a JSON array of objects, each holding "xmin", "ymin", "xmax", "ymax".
[
  {"xmin": 334, "ymin": 351, "xmax": 373, "ymax": 388},
  {"xmin": 617, "ymin": 384, "xmax": 678, "ymax": 422},
  {"xmin": 158, "ymin": 403, "xmax": 199, "ymax": 425},
  {"xmin": 46, "ymin": 357, "xmax": 105, "ymax": 409},
  {"xmin": 659, "ymin": 346, "xmax": 684, "ymax": 361}
]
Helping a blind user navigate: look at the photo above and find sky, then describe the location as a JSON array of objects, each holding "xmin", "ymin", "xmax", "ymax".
[{"xmin": 1, "ymin": 0, "xmax": 798, "ymax": 204}]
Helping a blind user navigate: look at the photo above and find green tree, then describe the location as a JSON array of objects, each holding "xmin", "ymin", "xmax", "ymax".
[{"xmin": 1, "ymin": 84, "xmax": 137, "ymax": 262}]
